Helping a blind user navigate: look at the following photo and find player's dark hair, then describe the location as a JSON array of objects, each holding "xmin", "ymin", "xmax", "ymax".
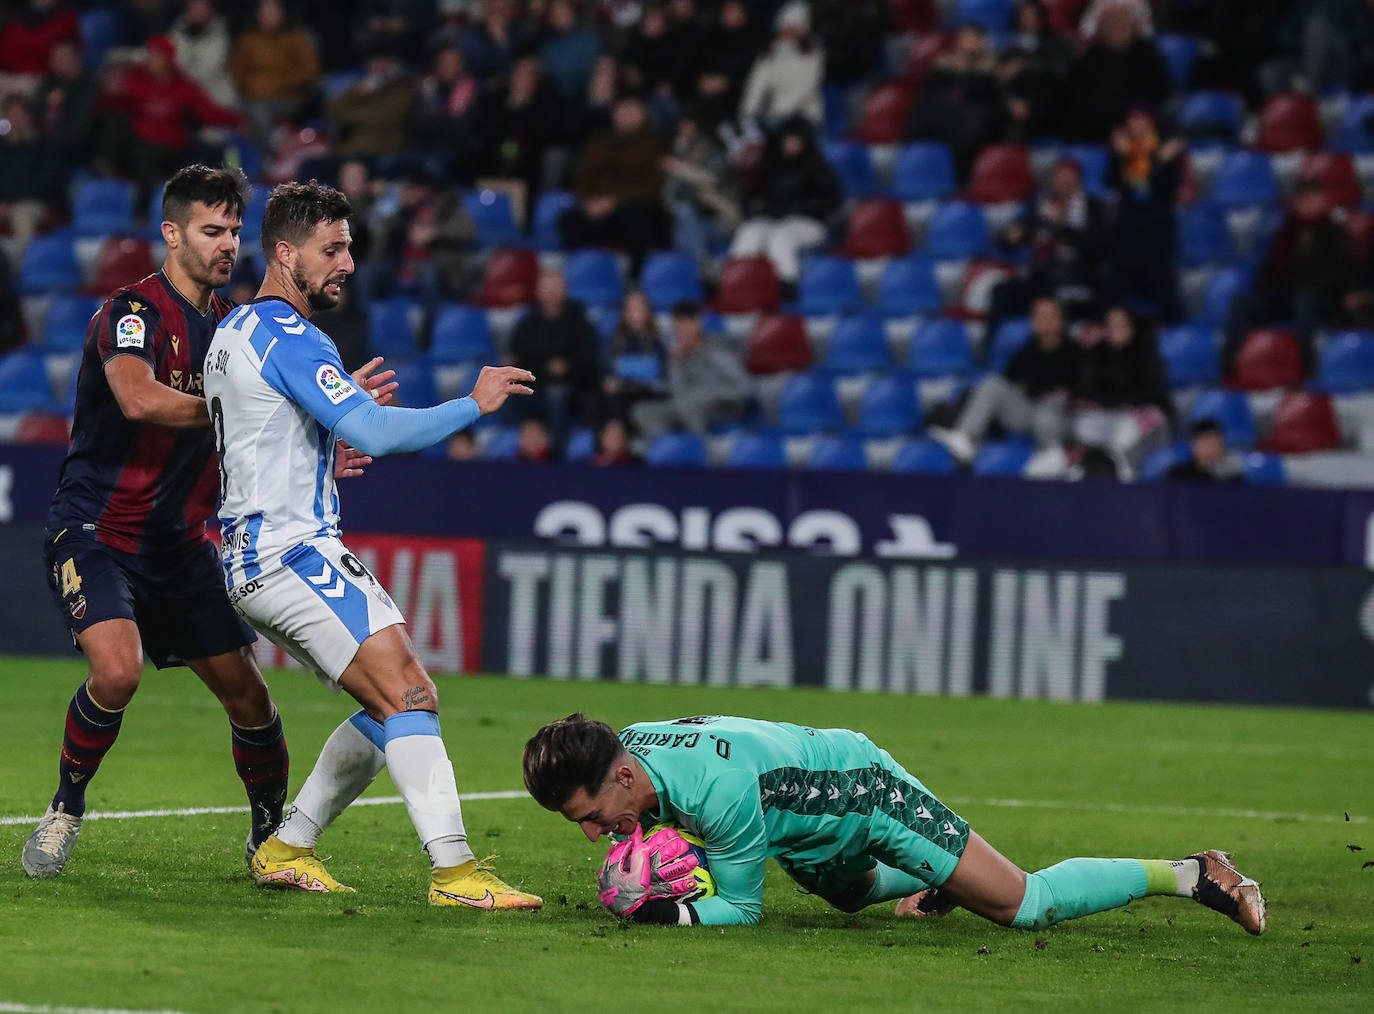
[
  {"xmin": 161, "ymin": 164, "xmax": 251, "ymax": 228},
  {"xmin": 522, "ymin": 713, "xmax": 625, "ymax": 811},
  {"xmin": 260, "ymin": 179, "xmax": 352, "ymax": 261}
]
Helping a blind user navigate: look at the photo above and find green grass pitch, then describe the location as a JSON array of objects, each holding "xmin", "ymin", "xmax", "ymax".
[{"xmin": 0, "ymin": 656, "xmax": 1369, "ymax": 1013}]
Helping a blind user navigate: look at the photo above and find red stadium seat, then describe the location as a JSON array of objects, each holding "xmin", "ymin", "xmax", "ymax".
[
  {"xmin": 903, "ymin": 33, "xmax": 951, "ymax": 86},
  {"xmin": 15, "ymin": 412, "xmax": 70, "ymax": 444},
  {"xmin": 745, "ymin": 315, "xmax": 812, "ymax": 374},
  {"xmin": 968, "ymin": 143, "xmax": 1034, "ymax": 203},
  {"xmin": 86, "ymin": 237, "xmax": 154, "ymax": 295},
  {"xmin": 1255, "ymin": 93, "xmax": 1324, "ymax": 153},
  {"xmin": 1043, "ymin": 0, "xmax": 1090, "ymax": 34},
  {"xmin": 886, "ymin": 0, "xmax": 938, "ymax": 33},
  {"xmin": 1297, "ymin": 152, "xmax": 1362, "ymax": 209},
  {"xmin": 716, "ymin": 256, "xmax": 781, "ymax": 313},
  {"xmin": 1265, "ymin": 391, "xmax": 1341, "ymax": 453},
  {"xmin": 479, "ymin": 248, "xmax": 538, "ymax": 307},
  {"xmin": 1231, "ymin": 328, "xmax": 1304, "ymax": 390},
  {"xmin": 857, "ymin": 81, "xmax": 915, "ymax": 144},
  {"xmin": 843, "ymin": 199, "xmax": 912, "ymax": 258}
]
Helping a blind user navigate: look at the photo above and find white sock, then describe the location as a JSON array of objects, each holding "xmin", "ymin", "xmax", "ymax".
[
  {"xmin": 1172, "ymin": 858, "xmax": 1201, "ymax": 897},
  {"xmin": 277, "ymin": 712, "xmax": 386, "ymax": 849},
  {"xmin": 383, "ymin": 711, "xmax": 474, "ymax": 870}
]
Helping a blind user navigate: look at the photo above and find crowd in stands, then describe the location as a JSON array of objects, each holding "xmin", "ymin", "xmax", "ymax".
[{"xmin": 4, "ymin": 0, "xmax": 1374, "ymax": 487}]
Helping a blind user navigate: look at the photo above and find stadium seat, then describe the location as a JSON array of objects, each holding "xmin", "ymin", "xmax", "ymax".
[
  {"xmin": 1201, "ymin": 266, "xmax": 1252, "ymax": 326},
  {"xmin": 482, "ymin": 426, "xmax": 520, "ymax": 460},
  {"xmin": 1188, "ymin": 389, "xmax": 1256, "ymax": 447},
  {"xmin": 1335, "ymin": 94, "xmax": 1374, "ymax": 153},
  {"xmin": 797, "ymin": 256, "xmax": 863, "ymax": 316},
  {"xmin": 1255, "ymin": 93, "xmax": 1324, "ymax": 153},
  {"xmin": 429, "ymin": 304, "xmax": 495, "ymax": 363},
  {"xmin": 20, "ymin": 233, "xmax": 81, "ymax": 294},
  {"xmin": 89, "ymin": 237, "xmax": 155, "ymax": 294},
  {"xmin": 843, "ymin": 200, "xmax": 912, "ymax": 258},
  {"xmin": 726, "ymin": 432, "xmax": 787, "ymax": 469},
  {"xmin": 640, "ymin": 251, "xmax": 703, "ymax": 311},
  {"xmin": 72, "ymin": 179, "xmax": 136, "ymax": 237},
  {"xmin": 968, "ymin": 144, "xmax": 1033, "ymax": 204},
  {"xmin": 615, "ymin": 354, "xmax": 662, "ymax": 384},
  {"xmin": 1265, "ymin": 391, "xmax": 1340, "ymax": 453},
  {"xmin": 903, "ymin": 32, "xmax": 951, "ymax": 88},
  {"xmin": 1232, "ymin": 328, "xmax": 1303, "ymax": 390},
  {"xmin": 779, "ymin": 373, "xmax": 844, "ymax": 434},
  {"xmin": 1296, "ymin": 152, "xmax": 1362, "ymax": 209},
  {"xmin": 1177, "ymin": 91, "xmax": 1243, "ymax": 143},
  {"xmin": 532, "ymin": 190, "xmax": 576, "ymax": 250},
  {"xmin": 366, "ymin": 299, "xmax": 420, "ymax": 360},
  {"xmin": 0, "ymin": 350, "xmax": 55, "ymax": 413},
  {"xmin": 646, "ymin": 431, "xmax": 708, "ymax": 467},
  {"xmin": 1242, "ymin": 451, "xmax": 1285, "ymax": 485},
  {"xmin": 807, "ymin": 434, "xmax": 869, "ymax": 471},
  {"xmin": 891, "ymin": 142, "xmax": 957, "ymax": 202},
  {"xmin": 479, "ymin": 248, "xmax": 538, "ymax": 307},
  {"xmin": 924, "ymin": 202, "xmax": 992, "ymax": 259},
  {"xmin": 1059, "ymin": 144, "xmax": 1110, "ymax": 197},
  {"xmin": 1140, "ymin": 441, "xmax": 1191, "ymax": 480},
  {"xmin": 891, "ymin": 436, "xmax": 958, "ymax": 473},
  {"xmin": 1178, "ymin": 202, "xmax": 1237, "ymax": 267},
  {"xmin": 952, "ymin": 0, "xmax": 1014, "ymax": 31},
  {"xmin": 239, "ymin": 189, "xmax": 269, "ymax": 250},
  {"xmin": 464, "ymin": 190, "xmax": 520, "ymax": 246},
  {"xmin": 987, "ymin": 317, "xmax": 1032, "ymax": 372},
  {"xmin": 1313, "ymin": 331, "xmax": 1374, "ymax": 393},
  {"xmin": 563, "ymin": 250, "xmax": 624, "ymax": 308},
  {"xmin": 14, "ymin": 411, "xmax": 70, "ymax": 444},
  {"xmin": 1159, "ymin": 323, "xmax": 1220, "ymax": 387},
  {"xmin": 42, "ymin": 296, "xmax": 101, "ymax": 352},
  {"xmin": 564, "ymin": 426, "xmax": 596, "ymax": 462},
  {"xmin": 972, "ymin": 436, "xmax": 1033, "ymax": 476},
  {"xmin": 1156, "ymin": 33, "xmax": 1201, "ymax": 88},
  {"xmin": 857, "ymin": 81, "xmax": 915, "ymax": 144},
  {"xmin": 876, "ymin": 254, "xmax": 942, "ymax": 316},
  {"xmin": 389, "ymin": 359, "xmax": 443, "ymax": 408},
  {"xmin": 1043, "ymin": 0, "xmax": 1089, "ymax": 34},
  {"xmin": 822, "ymin": 140, "xmax": 879, "ymax": 197},
  {"xmin": 746, "ymin": 315, "xmax": 811, "ymax": 374},
  {"xmin": 823, "ymin": 313, "xmax": 891, "ymax": 373},
  {"xmin": 80, "ymin": 7, "xmax": 120, "ymax": 69},
  {"xmin": 718, "ymin": 256, "xmax": 781, "ymax": 313},
  {"xmin": 1211, "ymin": 152, "xmax": 1279, "ymax": 209},
  {"xmin": 908, "ymin": 319, "xmax": 973, "ymax": 377},
  {"xmin": 887, "ymin": 0, "xmax": 940, "ymax": 33},
  {"xmin": 857, "ymin": 374, "xmax": 921, "ymax": 436}
]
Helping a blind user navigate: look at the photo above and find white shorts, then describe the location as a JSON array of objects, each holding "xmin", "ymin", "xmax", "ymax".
[{"xmin": 229, "ymin": 537, "xmax": 405, "ymax": 687}]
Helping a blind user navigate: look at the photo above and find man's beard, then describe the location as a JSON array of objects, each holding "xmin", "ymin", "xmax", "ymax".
[
  {"xmin": 293, "ymin": 261, "xmax": 341, "ymax": 312},
  {"xmin": 179, "ymin": 244, "xmax": 234, "ymax": 290}
]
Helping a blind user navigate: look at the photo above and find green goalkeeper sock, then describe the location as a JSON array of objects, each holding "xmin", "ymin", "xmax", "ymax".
[
  {"xmin": 1011, "ymin": 857, "xmax": 1196, "ymax": 930},
  {"xmin": 861, "ymin": 862, "xmax": 929, "ymax": 906}
]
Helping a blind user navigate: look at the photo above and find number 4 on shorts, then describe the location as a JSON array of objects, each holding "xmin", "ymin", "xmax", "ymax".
[{"xmin": 60, "ymin": 558, "xmax": 82, "ymax": 596}]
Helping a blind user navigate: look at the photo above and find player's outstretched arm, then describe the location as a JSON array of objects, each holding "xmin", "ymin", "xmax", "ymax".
[{"xmin": 105, "ymin": 357, "xmax": 209, "ymax": 428}]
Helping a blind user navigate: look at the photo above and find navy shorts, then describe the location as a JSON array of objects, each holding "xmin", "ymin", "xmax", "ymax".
[{"xmin": 43, "ymin": 530, "xmax": 255, "ymax": 669}]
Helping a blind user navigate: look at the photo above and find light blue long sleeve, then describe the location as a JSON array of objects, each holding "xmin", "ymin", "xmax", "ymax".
[{"xmin": 333, "ymin": 397, "xmax": 481, "ymax": 456}]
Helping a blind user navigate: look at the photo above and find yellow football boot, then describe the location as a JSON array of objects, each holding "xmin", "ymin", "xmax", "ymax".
[
  {"xmin": 249, "ymin": 835, "xmax": 354, "ymax": 893},
  {"xmin": 429, "ymin": 855, "xmax": 542, "ymax": 909}
]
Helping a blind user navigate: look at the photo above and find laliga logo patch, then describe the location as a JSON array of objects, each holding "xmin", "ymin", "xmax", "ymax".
[
  {"xmin": 316, "ymin": 364, "xmax": 357, "ymax": 405},
  {"xmin": 70, "ymin": 595, "xmax": 87, "ymax": 620},
  {"xmin": 116, "ymin": 314, "xmax": 146, "ymax": 349}
]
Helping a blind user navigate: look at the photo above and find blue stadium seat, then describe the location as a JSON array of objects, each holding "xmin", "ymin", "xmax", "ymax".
[
  {"xmin": 389, "ymin": 358, "xmax": 442, "ymax": 408},
  {"xmin": 20, "ymin": 233, "xmax": 81, "ymax": 294},
  {"xmin": 532, "ymin": 190, "xmax": 576, "ymax": 249},
  {"xmin": 565, "ymin": 426, "xmax": 596, "ymax": 462},
  {"xmin": 1189, "ymin": 389, "xmax": 1256, "ymax": 447},
  {"xmin": 72, "ymin": 179, "xmax": 136, "ymax": 237},
  {"xmin": 615, "ymin": 354, "xmax": 662, "ymax": 383},
  {"xmin": 1059, "ymin": 145, "xmax": 1109, "ymax": 197},
  {"xmin": 464, "ymin": 190, "xmax": 520, "ymax": 246},
  {"xmin": 1178, "ymin": 201, "xmax": 1237, "ymax": 267},
  {"xmin": 972, "ymin": 436, "xmax": 1033, "ymax": 476},
  {"xmin": 1336, "ymin": 95, "xmax": 1374, "ymax": 153},
  {"xmin": 807, "ymin": 434, "xmax": 869, "ymax": 471},
  {"xmin": 0, "ymin": 350, "xmax": 55, "ymax": 413},
  {"xmin": 987, "ymin": 317, "xmax": 1031, "ymax": 372},
  {"xmin": 909, "ymin": 319, "xmax": 973, "ymax": 377},
  {"xmin": 1313, "ymin": 331, "xmax": 1374, "ymax": 393},
  {"xmin": 1140, "ymin": 440, "xmax": 1191, "ymax": 480},
  {"xmin": 924, "ymin": 202, "xmax": 991, "ymax": 260},
  {"xmin": 1211, "ymin": 152, "xmax": 1279, "ymax": 209},
  {"xmin": 876, "ymin": 254, "xmax": 942, "ymax": 317},
  {"xmin": 857, "ymin": 374, "xmax": 921, "ymax": 436},
  {"xmin": 640, "ymin": 251, "xmax": 703, "ymax": 311},
  {"xmin": 823, "ymin": 313, "xmax": 891, "ymax": 373},
  {"xmin": 366, "ymin": 299, "xmax": 420, "ymax": 360},
  {"xmin": 483, "ymin": 426, "xmax": 520, "ymax": 460},
  {"xmin": 1159, "ymin": 324, "xmax": 1221, "ymax": 387},
  {"xmin": 240, "ymin": 188, "xmax": 269, "ymax": 250},
  {"xmin": 822, "ymin": 140, "xmax": 879, "ymax": 197},
  {"xmin": 80, "ymin": 7, "xmax": 120, "ymax": 70},
  {"xmin": 42, "ymin": 296, "xmax": 101, "ymax": 352},
  {"xmin": 1157, "ymin": 33, "xmax": 1201, "ymax": 88},
  {"xmin": 1178, "ymin": 91, "xmax": 1243, "ymax": 142},
  {"xmin": 952, "ymin": 0, "xmax": 1014, "ymax": 32},
  {"xmin": 726, "ymin": 432, "xmax": 788, "ymax": 469},
  {"xmin": 891, "ymin": 142, "xmax": 957, "ymax": 202},
  {"xmin": 1201, "ymin": 266, "xmax": 1252, "ymax": 326},
  {"xmin": 779, "ymin": 373, "xmax": 844, "ymax": 434},
  {"xmin": 563, "ymin": 250, "xmax": 624, "ymax": 308},
  {"xmin": 587, "ymin": 304, "xmax": 619, "ymax": 344},
  {"xmin": 320, "ymin": 70, "xmax": 364, "ymax": 103},
  {"xmin": 429, "ymin": 304, "xmax": 495, "ymax": 363},
  {"xmin": 1242, "ymin": 452, "xmax": 1285, "ymax": 485},
  {"xmin": 646, "ymin": 431, "xmax": 708, "ymax": 466},
  {"xmin": 891, "ymin": 437, "xmax": 957, "ymax": 474},
  {"xmin": 797, "ymin": 256, "xmax": 863, "ymax": 316}
]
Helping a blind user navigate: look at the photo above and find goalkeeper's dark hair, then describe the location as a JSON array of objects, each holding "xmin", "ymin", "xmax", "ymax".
[
  {"xmin": 522, "ymin": 713, "xmax": 625, "ymax": 811},
  {"xmin": 260, "ymin": 179, "xmax": 352, "ymax": 262},
  {"xmin": 161, "ymin": 164, "xmax": 251, "ymax": 228}
]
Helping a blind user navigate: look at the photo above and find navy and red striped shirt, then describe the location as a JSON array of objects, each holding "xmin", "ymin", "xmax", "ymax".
[{"xmin": 47, "ymin": 271, "xmax": 233, "ymax": 555}]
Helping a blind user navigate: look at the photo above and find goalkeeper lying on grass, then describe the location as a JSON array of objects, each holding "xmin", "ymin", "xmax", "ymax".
[{"xmin": 522, "ymin": 713, "xmax": 1267, "ymax": 932}]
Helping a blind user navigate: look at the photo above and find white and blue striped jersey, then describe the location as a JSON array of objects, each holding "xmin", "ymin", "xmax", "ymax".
[{"xmin": 204, "ymin": 297, "xmax": 372, "ymax": 587}]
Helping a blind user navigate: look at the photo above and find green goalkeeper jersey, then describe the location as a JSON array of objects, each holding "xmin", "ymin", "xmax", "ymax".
[{"xmin": 621, "ymin": 716, "xmax": 967, "ymax": 926}]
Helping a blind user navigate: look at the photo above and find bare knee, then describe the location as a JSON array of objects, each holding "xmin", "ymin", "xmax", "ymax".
[{"xmin": 87, "ymin": 658, "xmax": 143, "ymax": 710}]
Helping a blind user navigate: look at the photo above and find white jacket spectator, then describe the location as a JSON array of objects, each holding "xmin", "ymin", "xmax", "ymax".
[
  {"xmin": 1079, "ymin": 0, "xmax": 1153, "ymax": 38},
  {"xmin": 170, "ymin": 0, "xmax": 238, "ymax": 108},
  {"xmin": 740, "ymin": 1, "xmax": 824, "ymax": 127}
]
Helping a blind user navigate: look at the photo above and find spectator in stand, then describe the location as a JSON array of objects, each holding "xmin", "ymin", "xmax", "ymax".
[
  {"xmin": 1166, "ymin": 419, "xmax": 1242, "ymax": 483},
  {"xmin": 510, "ymin": 268, "xmax": 602, "ymax": 449},
  {"xmin": 229, "ymin": 0, "xmax": 321, "ymax": 141},
  {"xmin": 813, "ymin": 0, "xmax": 883, "ymax": 92},
  {"xmin": 1104, "ymin": 108, "xmax": 1184, "ymax": 322},
  {"xmin": 1000, "ymin": 0, "xmax": 1073, "ymax": 141},
  {"xmin": 539, "ymin": 0, "xmax": 601, "ymax": 102},
  {"xmin": 354, "ymin": 0, "xmax": 438, "ymax": 59},
  {"xmin": 472, "ymin": 52, "xmax": 561, "ymax": 227},
  {"xmin": 415, "ymin": 45, "xmax": 480, "ymax": 157},
  {"xmin": 1062, "ymin": 0, "xmax": 1171, "ymax": 142},
  {"xmin": 592, "ymin": 418, "xmax": 640, "ymax": 465},
  {"xmin": 663, "ymin": 108, "xmax": 740, "ymax": 263},
  {"xmin": 632, "ymin": 301, "xmax": 752, "ymax": 438},
  {"xmin": 517, "ymin": 418, "xmax": 554, "ymax": 461},
  {"xmin": 730, "ymin": 115, "xmax": 842, "ymax": 288},
  {"xmin": 664, "ymin": 0, "xmax": 706, "ymax": 101},
  {"xmin": 170, "ymin": 0, "xmax": 237, "ymax": 110},
  {"xmin": 461, "ymin": 0, "xmax": 530, "ymax": 81},
  {"xmin": 621, "ymin": 4, "xmax": 681, "ymax": 126},
  {"xmin": 336, "ymin": 159, "xmax": 380, "ymax": 263},
  {"xmin": 31, "ymin": 37, "xmax": 98, "ymax": 163},
  {"xmin": 604, "ymin": 289, "xmax": 668, "ymax": 422},
  {"xmin": 0, "ymin": 0, "xmax": 79, "ymax": 77},
  {"xmin": 0, "ymin": 93, "xmax": 67, "ymax": 248},
  {"xmin": 904, "ymin": 23, "xmax": 1007, "ymax": 180},
  {"xmin": 930, "ymin": 297, "xmax": 1081, "ymax": 465},
  {"xmin": 1272, "ymin": 0, "xmax": 1374, "ymax": 95},
  {"xmin": 739, "ymin": 1, "xmax": 824, "ymax": 130},
  {"xmin": 1072, "ymin": 306, "xmax": 1172, "ymax": 469},
  {"xmin": 446, "ymin": 429, "xmax": 479, "ymax": 460},
  {"xmin": 369, "ymin": 169, "xmax": 477, "ymax": 304},
  {"xmin": 1078, "ymin": 0, "xmax": 1154, "ymax": 37},
  {"xmin": 565, "ymin": 53, "xmax": 618, "ymax": 144},
  {"xmin": 701, "ymin": 0, "xmax": 762, "ymax": 120},
  {"xmin": 325, "ymin": 43, "xmax": 416, "ymax": 158},
  {"xmin": 559, "ymin": 94, "xmax": 668, "ymax": 274},
  {"xmin": 0, "ymin": 246, "xmax": 22, "ymax": 351}
]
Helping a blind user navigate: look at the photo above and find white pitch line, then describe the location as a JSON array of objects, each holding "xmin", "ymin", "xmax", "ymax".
[
  {"xmin": 0, "ymin": 1004, "xmax": 191, "ymax": 1014},
  {"xmin": 1, "ymin": 790, "xmax": 1364, "ymax": 827}
]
